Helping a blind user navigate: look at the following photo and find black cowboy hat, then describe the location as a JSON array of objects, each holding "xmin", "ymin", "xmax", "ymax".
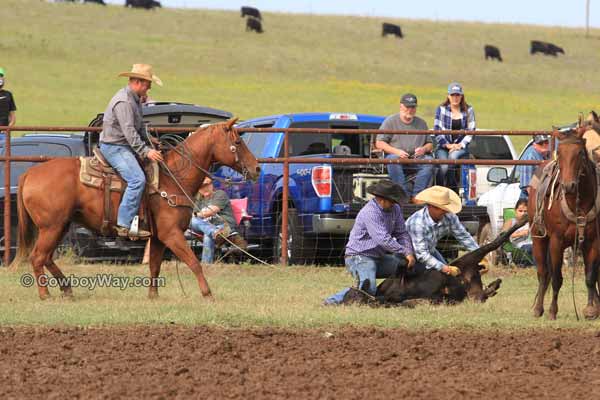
[{"xmin": 366, "ymin": 179, "xmax": 408, "ymax": 204}]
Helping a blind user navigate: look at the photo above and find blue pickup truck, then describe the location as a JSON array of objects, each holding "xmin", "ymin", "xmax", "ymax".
[{"xmin": 214, "ymin": 112, "xmax": 489, "ymax": 264}]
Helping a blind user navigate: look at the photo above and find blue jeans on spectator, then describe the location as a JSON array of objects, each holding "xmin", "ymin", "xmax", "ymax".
[
  {"xmin": 190, "ymin": 217, "xmax": 224, "ymax": 264},
  {"xmin": 386, "ymin": 154, "xmax": 434, "ymax": 198},
  {"xmin": 99, "ymin": 143, "xmax": 146, "ymax": 228},
  {"xmin": 324, "ymin": 254, "xmax": 404, "ymax": 305},
  {"xmin": 435, "ymin": 147, "xmax": 468, "ymax": 189}
]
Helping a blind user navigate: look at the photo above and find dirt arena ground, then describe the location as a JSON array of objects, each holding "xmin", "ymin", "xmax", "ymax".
[{"xmin": 2, "ymin": 326, "xmax": 600, "ymax": 399}]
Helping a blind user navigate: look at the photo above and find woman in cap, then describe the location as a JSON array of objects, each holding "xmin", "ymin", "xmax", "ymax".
[{"xmin": 433, "ymin": 82, "xmax": 476, "ymax": 191}]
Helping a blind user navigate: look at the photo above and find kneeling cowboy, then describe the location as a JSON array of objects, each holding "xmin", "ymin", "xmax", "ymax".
[{"xmin": 99, "ymin": 64, "xmax": 164, "ymax": 237}]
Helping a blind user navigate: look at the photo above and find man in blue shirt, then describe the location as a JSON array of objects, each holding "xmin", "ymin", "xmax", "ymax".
[
  {"xmin": 406, "ymin": 186, "xmax": 484, "ymax": 276},
  {"xmin": 516, "ymin": 134, "xmax": 550, "ymax": 200},
  {"xmin": 324, "ymin": 180, "xmax": 415, "ymax": 305}
]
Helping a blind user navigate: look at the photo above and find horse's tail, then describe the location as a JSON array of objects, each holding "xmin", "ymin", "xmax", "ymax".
[{"xmin": 9, "ymin": 173, "xmax": 36, "ymax": 269}]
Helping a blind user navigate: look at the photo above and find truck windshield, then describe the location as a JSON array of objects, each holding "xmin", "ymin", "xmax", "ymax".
[
  {"xmin": 468, "ymin": 136, "xmax": 513, "ymax": 160},
  {"xmin": 286, "ymin": 121, "xmax": 380, "ymax": 157}
]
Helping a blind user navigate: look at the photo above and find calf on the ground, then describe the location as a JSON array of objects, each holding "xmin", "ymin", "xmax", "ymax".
[
  {"xmin": 484, "ymin": 45, "xmax": 503, "ymax": 62},
  {"xmin": 530, "ymin": 40, "xmax": 564, "ymax": 56},
  {"xmin": 241, "ymin": 6, "xmax": 262, "ymax": 20},
  {"xmin": 342, "ymin": 219, "xmax": 527, "ymax": 306},
  {"xmin": 381, "ymin": 22, "xmax": 403, "ymax": 38},
  {"xmin": 246, "ymin": 17, "xmax": 263, "ymax": 33}
]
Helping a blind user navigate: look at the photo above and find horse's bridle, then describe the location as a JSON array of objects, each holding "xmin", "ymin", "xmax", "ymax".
[{"xmin": 223, "ymin": 125, "xmax": 251, "ymax": 180}]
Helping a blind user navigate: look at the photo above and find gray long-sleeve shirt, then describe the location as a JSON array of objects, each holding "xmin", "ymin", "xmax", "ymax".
[{"xmin": 99, "ymin": 86, "xmax": 150, "ymax": 158}]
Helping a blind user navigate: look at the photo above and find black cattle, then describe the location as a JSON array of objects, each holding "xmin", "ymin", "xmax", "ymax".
[
  {"xmin": 530, "ymin": 40, "xmax": 565, "ymax": 56},
  {"xmin": 484, "ymin": 45, "xmax": 503, "ymax": 62},
  {"xmin": 246, "ymin": 17, "xmax": 263, "ymax": 33},
  {"xmin": 83, "ymin": 0, "xmax": 106, "ymax": 5},
  {"xmin": 381, "ymin": 22, "xmax": 403, "ymax": 38},
  {"xmin": 342, "ymin": 218, "xmax": 527, "ymax": 306},
  {"xmin": 241, "ymin": 6, "xmax": 262, "ymax": 20},
  {"xmin": 125, "ymin": 0, "xmax": 161, "ymax": 9}
]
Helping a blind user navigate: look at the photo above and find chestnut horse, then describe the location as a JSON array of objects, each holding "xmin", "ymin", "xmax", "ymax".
[
  {"xmin": 529, "ymin": 122, "xmax": 600, "ymax": 320},
  {"xmin": 12, "ymin": 119, "xmax": 260, "ymax": 300}
]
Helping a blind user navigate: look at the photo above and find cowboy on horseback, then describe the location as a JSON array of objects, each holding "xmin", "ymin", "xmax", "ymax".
[{"xmin": 99, "ymin": 64, "xmax": 164, "ymax": 238}]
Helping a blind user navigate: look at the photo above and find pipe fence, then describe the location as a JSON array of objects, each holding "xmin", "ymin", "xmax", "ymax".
[{"xmin": 1, "ymin": 125, "xmax": 553, "ymax": 266}]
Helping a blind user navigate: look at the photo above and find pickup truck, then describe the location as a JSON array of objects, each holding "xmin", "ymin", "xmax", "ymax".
[
  {"xmin": 0, "ymin": 102, "xmax": 233, "ymax": 263},
  {"xmin": 213, "ymin": 112, "xmax": 490, "ymax": 265}
]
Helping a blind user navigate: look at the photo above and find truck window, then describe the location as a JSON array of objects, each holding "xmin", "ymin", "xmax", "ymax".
[
  {"xmin": 0, "ymin": 143, "xmax": 74, "ymax": 186},
  {"xmin": 239, "ymin": 122, "xmax": 273, "ymax": 157},
  {"xmin": 284, "ymin": 121, "xmax": 380, "ymax": 157},
  {"xmin": 468, "ymin": 136, "xmax": 513, "ymax": 160}
]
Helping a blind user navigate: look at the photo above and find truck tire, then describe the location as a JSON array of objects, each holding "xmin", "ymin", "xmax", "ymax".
[
  {"xmin": 477, "ymin": 222, "xmax": 500, "ymax": 266},
  {"xmin": 272, "ymin": 208, "xmax": 315, "ymax": 265}
]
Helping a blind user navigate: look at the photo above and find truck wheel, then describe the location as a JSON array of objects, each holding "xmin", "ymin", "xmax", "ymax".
[
  {"xmin": 273, "ymin": 208, "xmax": 315, "ymax": 265},
  {"xmin": 477, "ymin": 222, "xmax": 499, "ymax": 266}
]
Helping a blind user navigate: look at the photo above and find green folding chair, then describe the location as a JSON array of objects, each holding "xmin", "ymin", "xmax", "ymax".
[{"xmin": 501, "ymin": 208, "xmax": 535, "ymax": 266}]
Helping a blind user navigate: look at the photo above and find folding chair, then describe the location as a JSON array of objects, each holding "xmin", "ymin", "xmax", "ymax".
[{"xmin": 500, "ymin": 208, "xmax": 535, "ymax": 266}]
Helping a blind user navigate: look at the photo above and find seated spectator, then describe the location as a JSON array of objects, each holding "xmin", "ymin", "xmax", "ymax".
[
  {"xmin": 434, "ymin": 82, "xmax": 476, "ymax": 192},
  {"xmin": 189, "ymin": 177, "xmax": 235, "ymax": 264},
  {"xmin": 517, "ymin": 134, "xmax": 551, "ymax": 200},
  {"xmin": 501, "ymin": 199, "xmax": 534, "ymax": 267},
  {"xmin": 375, "ymin": 93, "xmax": 434, "ymax": 202}
]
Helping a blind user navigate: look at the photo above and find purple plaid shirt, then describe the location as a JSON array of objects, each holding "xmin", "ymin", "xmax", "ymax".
[{"xmin": 345, "ymin": 199, "xmax": 414, "ymax": 258}]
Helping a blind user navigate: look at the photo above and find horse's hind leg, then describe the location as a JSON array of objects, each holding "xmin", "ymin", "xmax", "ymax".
[
  {"xmin": 45, "ymin": 260, "xmax": 73, "ymax": 297},
  {"xmin": 548, "ymin": 238, "xmax": 565, "ymax": 320},
  {"xmin": 30, "ymin": 227, "xmax": 67, "ymax": 300},
  {"xmin": 583, "ymin": 239, "xmax": 600, "ymax": 319},
  {"xmin": 533, "ymin": 237, "xmax": 550, "ymax": 318}
]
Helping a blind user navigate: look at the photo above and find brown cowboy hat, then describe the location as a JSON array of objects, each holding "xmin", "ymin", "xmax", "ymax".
[
  {"xmin": 366, "ymin": 179, "xmax": 407, "ymax": 204},
  {"xmin": 118, "ymin": 64, "xmax": 163, "ymax": 86},
  {"xmin": 414, "ymin": 186, "xmax": 462, "ymax": 214}
]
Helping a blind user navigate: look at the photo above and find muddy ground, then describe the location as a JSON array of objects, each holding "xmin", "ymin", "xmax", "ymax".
[{"xmin": 1, "ymin": 326, "xmax": 600, "ymax": 399}]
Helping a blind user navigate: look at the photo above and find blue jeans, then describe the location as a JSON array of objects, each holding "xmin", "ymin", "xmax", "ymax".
[
  {"xmin": 190, "ymin": 217, "xmax": 224, "ymax": 264},
  {"xmin": 385, "ymin": 154, "xmax": 434, "ymax": 197},
  {"xmin": 99, "ymin": 143, "xmax": 146, "ymax": 228},
  {"xmin": 435, "ymin": 147, "xmax": 468, "ymax": 188},
  {"xmin": 324, "ymin": 254, "xmax": 404, "ymax": 305},
  {"xmin": 412, "ymin": 248, "xmax": 447, "ymax": 272}
]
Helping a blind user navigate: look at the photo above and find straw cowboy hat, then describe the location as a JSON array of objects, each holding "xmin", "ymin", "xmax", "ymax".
[
  {"xmin": 118, "ymin": 64, "xmax": 163, "ymax": 86},
  {"xmin": 414, "ymin": 185, "xmax": 462, "ymax": 214},
  {"xmin": 366, "ymin": 179, "xmax": 407, "ymax": 204}
]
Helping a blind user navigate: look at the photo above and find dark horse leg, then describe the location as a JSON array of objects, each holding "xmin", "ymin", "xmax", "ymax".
[
  {"xmin": 160, "ymin": 229, "xmax": 212, "ymax": 299},
  {"xmin": 147, "ymin": 237, "xmax": 166, "ymax": 299},
  {"xmin": 582, "ymin": 238, "xmax": 600, "ymax": 319},
  {"xmin": 532, "ymin": 236, "xmax": 551, "ymax": 318},
  {"xmin": 30, "ymin": 226, "xmax": 70, "ymax": 300},
  {"xmin": 547, "ymin": 235, "xmax": 564, "ymax": 320}
]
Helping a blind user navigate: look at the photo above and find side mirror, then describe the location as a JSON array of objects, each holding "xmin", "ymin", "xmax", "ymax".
[{"xmin": 487, "ymin": 167, "xmax": 508, "ymax": 184}]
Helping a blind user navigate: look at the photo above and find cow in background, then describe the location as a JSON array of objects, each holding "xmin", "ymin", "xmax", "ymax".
[
  {"xmin": 382, "ymin": 22, "xmax": 403, "ymax": 38},
  {"xmin": 484, "ymin": 45, "xmax": 503, "ymax": 62},
  {"xmin": 246, "ymin": 17, "xmax": 263, "ymax": 33},
  {"xmin": 83, "ymin": 0, "xmax": 106, "ymax": 5},
  {"xmin": 125, "ymin": 0, "xmax": 162, "ymax": 9},
  {"xmin": 530, "ymin": 40, "xmax": 565, "ymax": 56},
  {"xmin": 241, "ymin": 6, "xmax": 262, "ymax": 20}
]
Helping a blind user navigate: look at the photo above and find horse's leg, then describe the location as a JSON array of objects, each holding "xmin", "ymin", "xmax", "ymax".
[
  {"xmin": 547, "ymin": 236, "xmax": 564, "ymax": 320},
  {"xmin": 147, "ymin": 237, "xmax": 166, "ymax": 299},
  {"xmin": 45, "ymin": 260, "xmax": 73, "ymax": 297},
  {"xmin": 583, "ymin": 238, "xmax": 600, "ymax": 319},
  {"xmin": 30, "ymin": 227, "xmax": 66, "ymax": 300},
  {"xmin": 532, "ymin": 236, "xmax": 550, "ymax": 318},
  {"xmin": 161, "ymin": 229, "xmax": 212, "ymax": 298}
]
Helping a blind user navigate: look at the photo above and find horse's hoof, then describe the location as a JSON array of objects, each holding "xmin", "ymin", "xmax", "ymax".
[
  {"xmin": 61, "ymin": 288, "xmax": 74, "ymax": 297},
  {"xmin": 203, "ymin": 293, "xmax": 215, "ymax": 302},
  {"xmin": 583, "ymin": 306, "xmax": 600, "ymax": 320},
  {"xmin": 148, "ymin": 291, "xmax": 159, "ymax": 300},
  {"xmin": 533, "ymin": 308, "xmax": 544, "ymax": 318},
  {"xmin": 39, "ymin": 294, "xmax": 51, "ymax": 301},
  {"xmin": 548, "ymin": 313, "xmax": 557, "ymax": 321}
]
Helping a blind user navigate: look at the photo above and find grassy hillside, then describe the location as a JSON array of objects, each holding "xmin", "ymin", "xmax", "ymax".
[{"xmin": 2, "ymin": 0, "xmax": 600, "ymax": 149}]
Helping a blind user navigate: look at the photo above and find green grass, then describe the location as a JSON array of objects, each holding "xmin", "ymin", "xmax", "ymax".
[
  {"xmin": 1, "ymin": 261, "xmax": 598, "ymax": 330},
  {"xmin": 3, "ymin": 1, "xmax": 600, "ymax": 150}
]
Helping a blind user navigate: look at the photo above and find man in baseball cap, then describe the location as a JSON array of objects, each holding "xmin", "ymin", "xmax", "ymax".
[
  {"xmin": 0, "ymin": 67, "xmax": 17, "ymax": 137},
  {"xmin": 516, "ymin": 134, "xmax": 551, "ymax": 200},
  {"xmin": 375, "ymin": 93, "xmax": 434, "ymax": 203}
]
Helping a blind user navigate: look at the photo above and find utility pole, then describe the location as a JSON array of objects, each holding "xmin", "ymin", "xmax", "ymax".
[{"xmin": 587, "ymin": 0, "xmax": 591, "ymax": 37}]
